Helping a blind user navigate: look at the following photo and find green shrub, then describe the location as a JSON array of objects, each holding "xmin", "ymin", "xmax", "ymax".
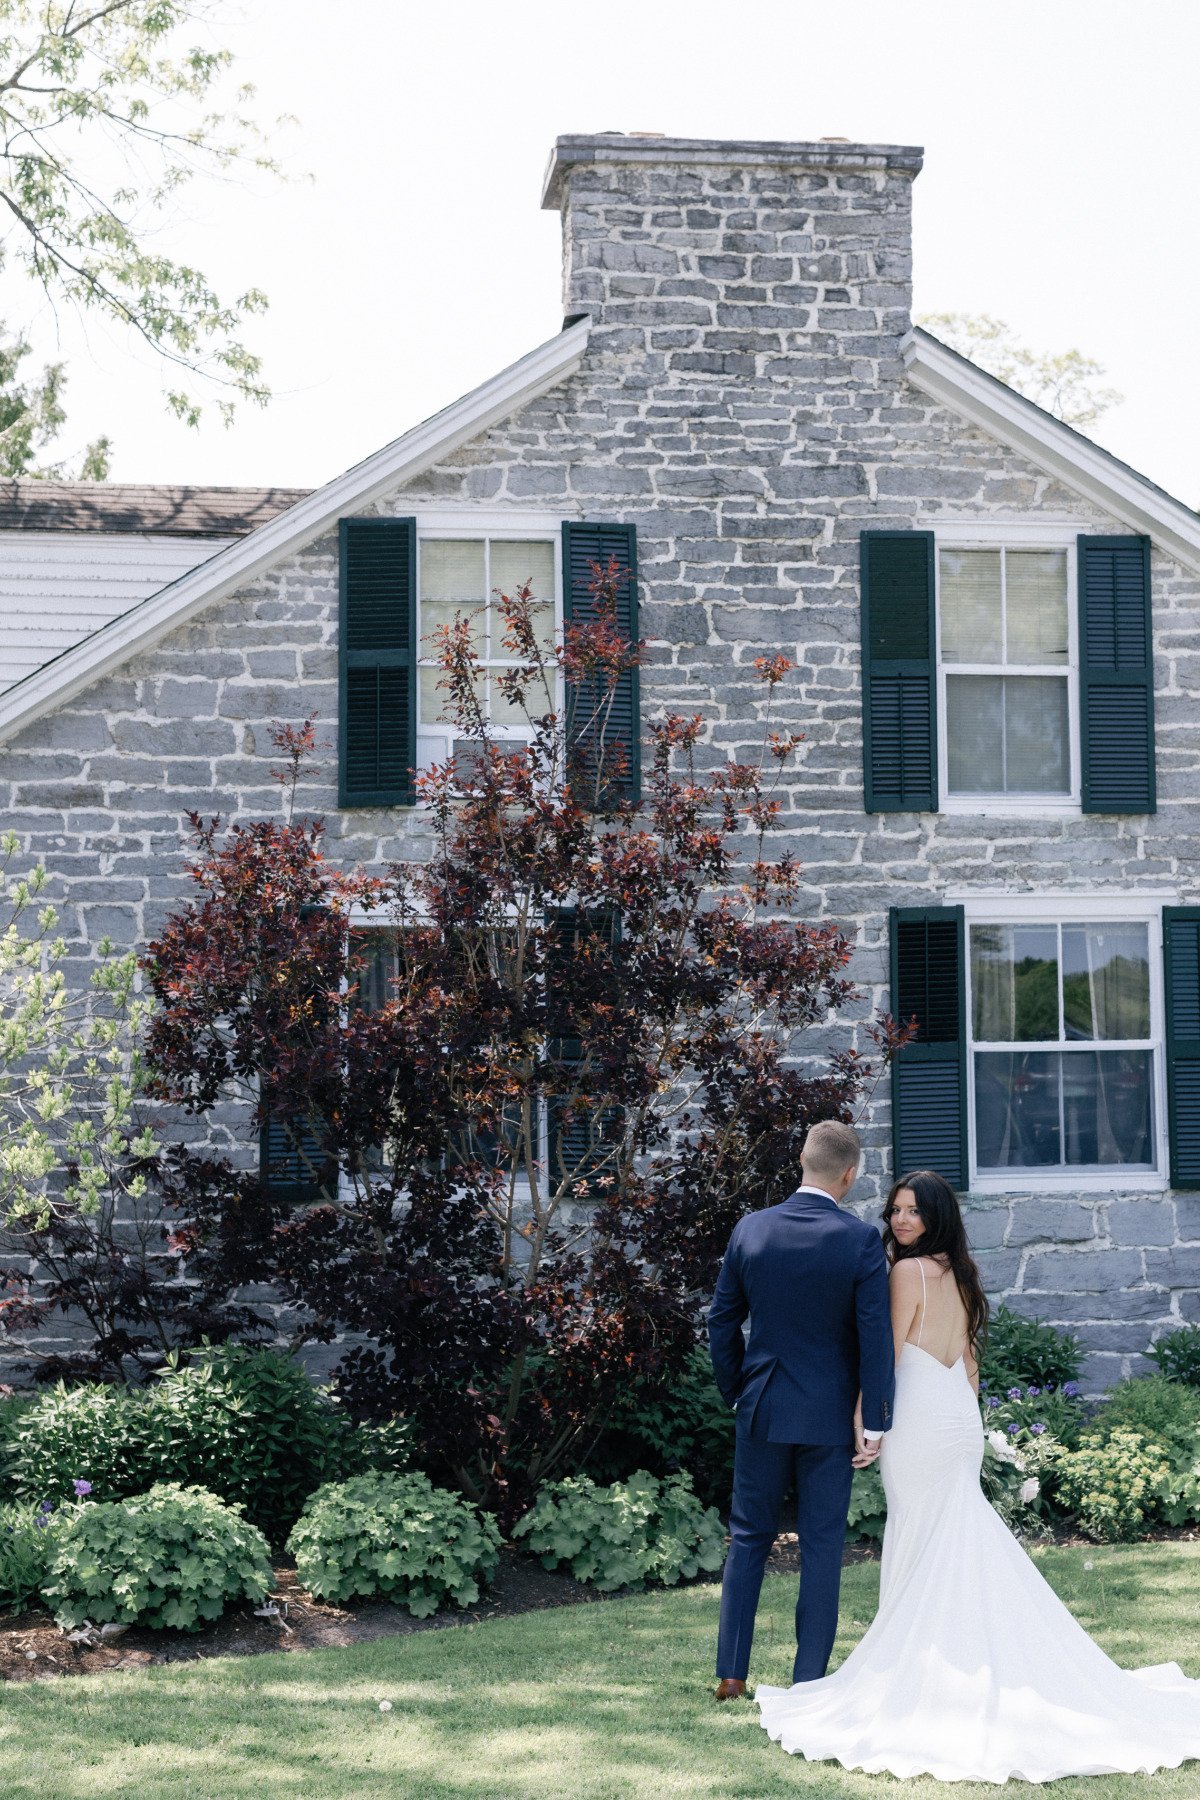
[
  {"xmin": 0, "ymin": 1499, "xmax": 65, "ymax": 1612},
  {"xmin": 9, "ymin": 1384, "xmax": 162, "ymax": 1507},
  {"xmin": 978, "ymin": 1307, "xmax": 1082, "ymax": 1394},
  {"xmin": 1149, "ymin": 1324, "xmax": 1200, "ymax": 1388},
  {"xmin": 145, "ymin": 1346, "xmax": 348, "ymax": 1545},
  {"xmin": 0, "ymin": 1392, "xmax": 39, "ymax": 1502},
  {"xmin": 44, "ymin": 1483, "xmax": 273, "ymax": 1632},
  {"xmin": 287, "ymin": 1471, "xmax": 500, "ymax": 1616},
  {"xmin": 1053, "ymin": 1430, "xmax": 1171, "ymax": 1542},
  {"xmin": 514, "ymin": 1469, "xmax": 725, "ymax": 1593},
  {"xmin": 982, "ymin": 1426, "xmax": 1063, "ymax": 1529},
  {"xmin": 846, "ymin": 1463, "xmax": 887, "ymax": 1542},
  {"xmin": 1089, "ymin": 1374, "xmax": 1200, "ymax": 1460},
  {"xmin": 331, "ymin": 1414, "xmax": 413, "ymax": 1480},
  {"xmin": 10, "ymin": 1350, "xmax": 359, "ymax": 1548},
  {"xmin": 583, "ymin": 1348, "xmax": 735, "ymax": 1510}
]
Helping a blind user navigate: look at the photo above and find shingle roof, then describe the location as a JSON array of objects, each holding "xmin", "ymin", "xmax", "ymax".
[{"xmin": 0, "ymin": 480, "xmax": 311, "ymax": 537}]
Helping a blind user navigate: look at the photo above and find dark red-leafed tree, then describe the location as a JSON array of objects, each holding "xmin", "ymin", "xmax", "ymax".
[{"xmin": 142, "ymin": 568, "xmax": 901, "ymax": 1515}]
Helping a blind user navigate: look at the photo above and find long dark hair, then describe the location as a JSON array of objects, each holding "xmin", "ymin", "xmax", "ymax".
[{"xmin": 882, "ymin": 1170, "xmax": 989, "ymax": 1356}]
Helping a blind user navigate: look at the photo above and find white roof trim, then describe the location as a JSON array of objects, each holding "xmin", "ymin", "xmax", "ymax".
[
  {"xmin": 905, "ymin": 328, "xmax": 1200, "ymax": 575},
  {"xmin": 0, "ymin": 318, "xmax": 590, "ymax": 744}
]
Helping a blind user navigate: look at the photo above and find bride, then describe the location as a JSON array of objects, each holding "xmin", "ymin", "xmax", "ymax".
[{"xmin": 754, "ymin": 1169, "xmax": 1200, "ymax": 1783}]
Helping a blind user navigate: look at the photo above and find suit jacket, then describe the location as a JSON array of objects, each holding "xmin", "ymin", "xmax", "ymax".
[{"xmin": 707, "ymin": 1186, "xmax": 895, "ymax": 1444}]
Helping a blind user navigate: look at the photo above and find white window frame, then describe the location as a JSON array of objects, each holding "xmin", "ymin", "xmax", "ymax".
[
  {"xmin": 952, "ymin": 890, "xmax": 1172, "ymax": 1194},
  {"xmin": 934, "ymin": 520, "xmax": 1081, "ymax": 819},
  {"xmin": 413, "ymin": 509, "xmax": 563, "ymax": 778}
]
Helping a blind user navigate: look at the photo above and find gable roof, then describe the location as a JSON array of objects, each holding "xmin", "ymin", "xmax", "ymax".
[
  {"xmin": 904, "ymin": 328, "xmax": 1200, "ymax": 570},
  {"xmin": 0, "ymin": 481, "xmax": 310, "ymax": 536},
  {"xmin": 0, "ymin": 317, "xmax": 591, "ymax": 744}
]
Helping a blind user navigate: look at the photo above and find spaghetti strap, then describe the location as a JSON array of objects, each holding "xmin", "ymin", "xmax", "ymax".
[{"xmin": 915, "ymin": 1257, "xmax": 926, "ymax": 1348}]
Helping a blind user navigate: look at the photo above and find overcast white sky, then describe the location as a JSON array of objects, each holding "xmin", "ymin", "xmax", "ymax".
[{"xmin": 24, "ymin": 0, "xmax": 1200, "ymax": 506}]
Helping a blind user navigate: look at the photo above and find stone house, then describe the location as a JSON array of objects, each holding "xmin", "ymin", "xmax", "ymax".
[{"xmin": 2, "ymin": 133, "xmax": 1199, "ymax": 1389}]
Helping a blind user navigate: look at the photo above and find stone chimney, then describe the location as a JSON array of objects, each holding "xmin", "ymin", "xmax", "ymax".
[{"xmin": 541, "ymin": 134, "xmax": 922, "ymax": 376}]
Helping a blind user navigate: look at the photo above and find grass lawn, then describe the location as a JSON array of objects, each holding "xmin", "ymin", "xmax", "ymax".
[{"xmin": 2, "ymin": 1544, "xmax": 1199, "ymax": 1799}]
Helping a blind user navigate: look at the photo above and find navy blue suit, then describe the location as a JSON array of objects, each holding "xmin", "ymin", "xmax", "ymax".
[{"xmin": 708, "ymin": 1185, "xmax": 895, "ymax": 1683}]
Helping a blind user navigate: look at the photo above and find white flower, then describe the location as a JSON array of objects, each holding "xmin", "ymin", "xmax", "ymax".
[
  {"xmin": 1019, "ymin": 1477, "xmax": 1040, "ymax": 1505},
  {"xmin": 378, "ymin": 1701, "xmax": 393, "ymax": 1713},
  {"xmin": 987, "ymin": 1429, "xmax": 1019, "ymax": 1465}
]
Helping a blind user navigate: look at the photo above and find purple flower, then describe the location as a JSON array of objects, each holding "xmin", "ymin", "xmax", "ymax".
[
  {"xmin": 72, "ymin": 1479, "xmax": 92, "ymax": 1498},
  {"xmin": 1007, "ymin": 1423, "xmax": 1019, "ymax": 1436},
  {"xmin": 1031, "ymin": 1421, "xmax": 1047, "ymax": 1435},
  {"xmin": 985, "ymin": 1396, "xmax": 1000, "ymax": 1410},
  {"xmin": 37, "ymin": 1499, "xmax": 53, "ymax": 1514},
  {"xmin": 1063, "ymin": 1382, "xmax": 1081, "ymax": 1399},
  {"xmin": 1006, "ymin": 1387, "xmax": 1022, "ymax": 1401},
  {"xmin": 1026, "ymin": 1385, "xmax": 1040, "ymax": 1397},
  {"xmin": 979, "ymin": 1379, "xmax": 990, "ymax": 1390}
]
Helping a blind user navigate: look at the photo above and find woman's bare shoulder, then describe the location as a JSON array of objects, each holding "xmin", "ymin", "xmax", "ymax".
[{"xmin": 889, "ymin": 1257, "xmax": 923, "ymax": 1287}]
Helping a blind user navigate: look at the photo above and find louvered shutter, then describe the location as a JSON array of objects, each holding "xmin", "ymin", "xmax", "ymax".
[
  {"xmin": 259, "ymin": 1113, "xmax": 337, "ymax": 1203},
  {"xmin": 339, "ymin": 517, "xmax": 417, "ymax": 807},
  {"xmin": 259, "ymin": 902, "xmax": 338, "ymax": 1202},
  {"xmin": 1078, "ymin": 535, "xmax": 1155, "ymax": 814},
  {"xmin": 562, "ymin": 521, "xmax": 640, "ymax": 808},
  {"xmin": 1164, "ymin": 907, "xmax": 1200, "ymax": 1189},
  {"xmin": 860, "ymin": 531, "xmax": 937, "ymax": 813},
  {"xmin": 545, "ymin": 906, "xmax": 623, "ymax": 1187},
  {"xmin": 889, "ymin": 906, "xmax": 967, "ymax": 1185}
]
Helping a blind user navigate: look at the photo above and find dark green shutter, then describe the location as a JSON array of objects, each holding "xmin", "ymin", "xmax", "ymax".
[
  {"xmin": 545, "ymin": 906, "xmax": 623, "ymax": 1186},
  {"xmin": 259, "ymin": 901, "xmax": 338, "ymax": 1201},
  {"xmin": 259, "ymin": 1113, "xmax": 337, "ymax": 1203},
  {"xmin": 339, "ymin": 517, "xmax": 417, "ymax": 807},
  {"xmin": 860, "ymin": 531, "xmax": 937, "ymax": 813},
  {"xmin": 1164, "ymin": 907, "xmax": 1200, "ymax": 1189},
  {"xmin": 889, "ymin": 906, "xmax": 967, "ymax": 1185},
  {"xmin": 1078, "ymin": 535, "xmax": 1155, "ymax": 814},
  {"xmin": 562, "ymin": 521, "xmax": 640, "ymax": 807}
]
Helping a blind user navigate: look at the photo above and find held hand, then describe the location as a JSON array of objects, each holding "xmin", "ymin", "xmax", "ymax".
[{"xmin": 852, "ymin": 1437, "xmax": 882, "ymax": 1469}]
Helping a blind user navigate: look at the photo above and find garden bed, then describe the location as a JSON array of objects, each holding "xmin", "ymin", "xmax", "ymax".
[{"xmin": 0, "ymin": 1533, "xmax": 875, "ymax": 1683}]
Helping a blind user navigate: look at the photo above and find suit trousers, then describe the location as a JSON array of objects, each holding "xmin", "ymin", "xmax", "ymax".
[{"xmin": 715, "ymin": 1425, "xmax": 854, "ymax": 1683}]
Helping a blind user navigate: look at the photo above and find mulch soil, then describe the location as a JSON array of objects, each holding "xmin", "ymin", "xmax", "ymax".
[{"xmin": 0, "ymin": 1533, "xmax": 879, "ymax": 1685}]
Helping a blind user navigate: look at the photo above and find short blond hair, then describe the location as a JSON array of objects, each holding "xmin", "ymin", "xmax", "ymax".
[{"xmin": 801, "ymin": 1119, "xmax": 862, "ymax": 1183}]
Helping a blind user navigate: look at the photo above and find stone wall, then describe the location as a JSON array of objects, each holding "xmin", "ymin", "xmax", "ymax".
[{"xmin": 1, "ymin": 137, "xmax": 1197, "ymax": 1389}]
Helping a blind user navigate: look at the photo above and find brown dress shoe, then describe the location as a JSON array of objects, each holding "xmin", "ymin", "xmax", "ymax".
[{"xmin": 715, "ymin": 1677, "xmax": 747, "ymax": 1701}]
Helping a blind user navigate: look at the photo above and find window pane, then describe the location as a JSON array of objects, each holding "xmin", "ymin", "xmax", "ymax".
[
  {"xmin": 490, "ymin": 669, "xmax": 553, "ymax": 727},
  {"xmin": 421, "ymin": 664, "xmax": 484, "ymax": 726},
  {"xmin": 490, "ymin": 540, "xmax": 555, "ymax": 604},
  {"xmin": 420, "ymin": 598, "xmax": 485, "ymax": 659},
  {"xmin": 1006, "ymin": 550, "xmax": 1068, "ymax": 665},
  {"xmin": 420, "ymin": 539, "xmax": 485, "ymax": 602},
  {"xmin": 1062, "ymin": 1051, "xmax": 1153, "ymax": 1165},
  {"xmin": 1004, "ymin": 676, "xmax": 1070, "ymax": 793},
  {"xmin": 975, "ymin": 1051, "xmax": 1062, "ymax": 1167},
  {"xmin": 971, "ymin": 924, "xmax": 1059, "ymax": 1042},
  {"xmin": 940, "ymin": 550, "xmax": 1002, "ymax": 664},
  {"xmin": 1062, "ymin": 924, "xmax": 1151, "ymax": 1041},
  {"xmin": 946, "ymin": 675, "xmax": 1003, "ymax": 792}
]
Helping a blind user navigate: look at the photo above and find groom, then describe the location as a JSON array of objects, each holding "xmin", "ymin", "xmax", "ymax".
[{"xmin": 708, "ymin": 1119, "xmax": 895, "ymax": 1699}]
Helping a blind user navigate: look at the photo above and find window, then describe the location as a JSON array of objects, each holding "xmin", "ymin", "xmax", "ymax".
[
  {"xmin": 417, "ymin": 536, "xmax": 557, "ymax": 735},
  {"xmin": 967, "ymin": 910, "xmax": 1161, "ymax": 1181},
  {"xmin": 939, "ymin": 545, "xmax": 1076, "ymax": 804}
]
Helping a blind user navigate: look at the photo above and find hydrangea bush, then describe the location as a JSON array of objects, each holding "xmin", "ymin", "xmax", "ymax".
[
  {"xmin": 43, "ymin": 1482, "xmax": 273, "ymax": 1632},
  {"xmin": 846, "ymin": 1463, "xmax": 887, "ymax": 1542},
  {"xmin": 286, "ymin": 1472, "xmax": 500, "ymax": 1617},
  {"xmin": 514, "ymin": 1469, "xmax": 724, "ymax": 1592}
]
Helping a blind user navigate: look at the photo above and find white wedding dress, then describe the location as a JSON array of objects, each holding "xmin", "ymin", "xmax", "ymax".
[{"xmin": 755, "ymin": 1265, "xmax": 1200, "ymax": 1784}]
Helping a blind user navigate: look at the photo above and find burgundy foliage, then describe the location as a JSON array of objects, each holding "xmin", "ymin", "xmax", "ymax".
[{"xmin": 135, "ymin": 563, "xmax": 903, "ymax": 1515}]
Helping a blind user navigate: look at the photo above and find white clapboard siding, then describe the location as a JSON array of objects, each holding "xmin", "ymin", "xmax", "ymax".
[{"xmin": 0, "ymin": 532, "xmax": 235, "ymax": 693}]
